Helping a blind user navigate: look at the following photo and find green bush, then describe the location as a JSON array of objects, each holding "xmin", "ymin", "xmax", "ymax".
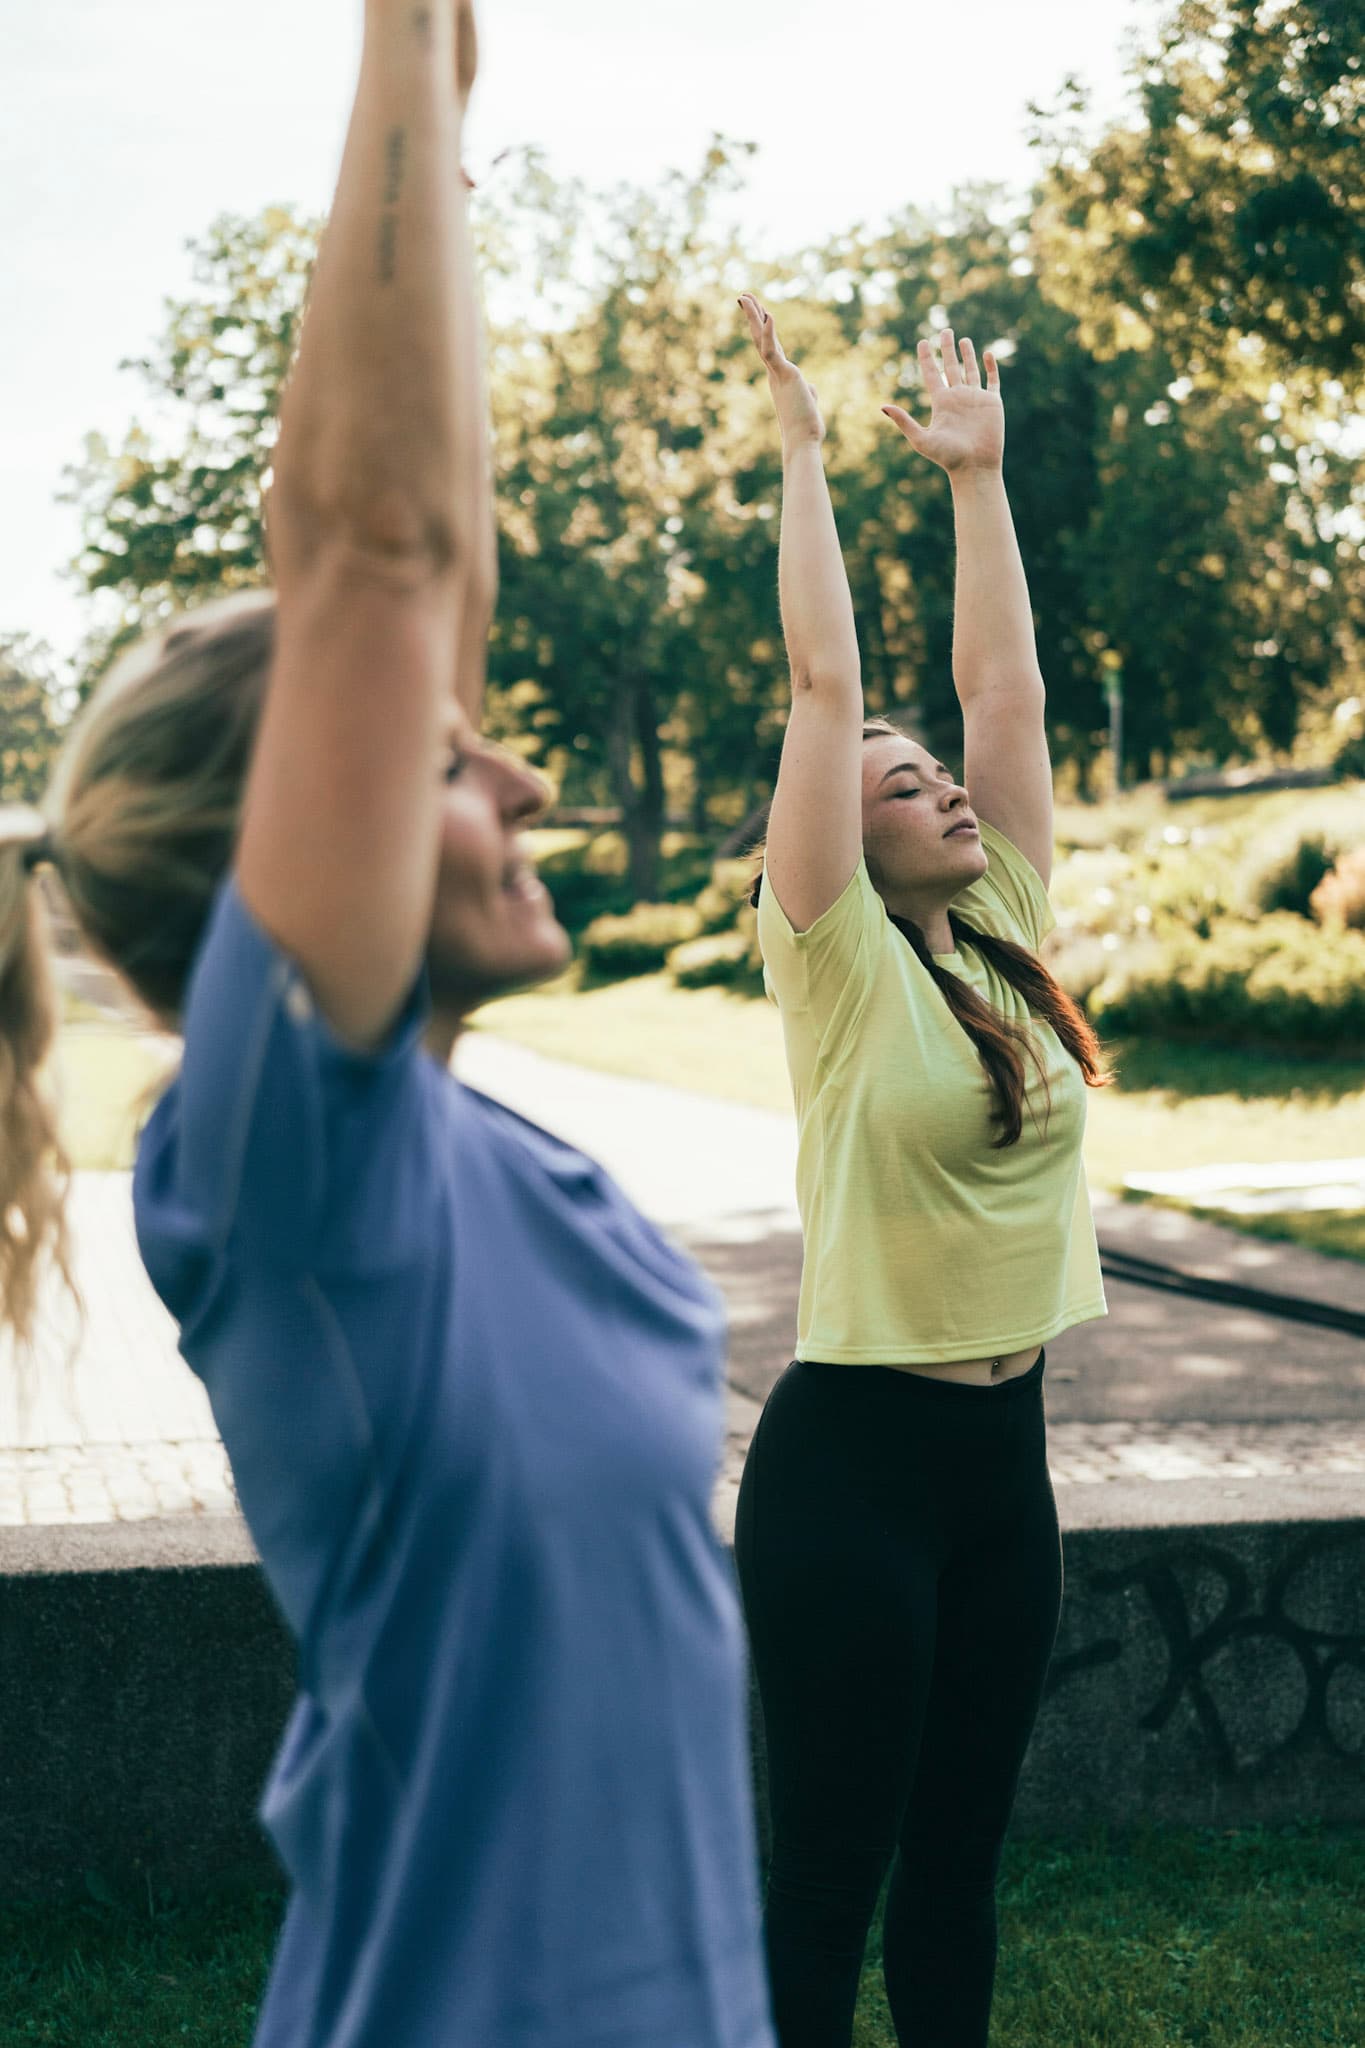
[
  {"xmin": 579, "ymin": 902, "xmax": 703, "ymax": 978},
  {"xmin": 693, "ymin": 857, "xmax": 759, "ymax": 935},
  {"xmin": 1089, "ymin": 915, "xmax": 1365, "ymax": 1050},
  {"xmin": 667, "ymin": 930, "xmax": 760, "ymax": 990},
  {"xmin": 1237, "ymin": 826, "xmax": 1345, "ymax": 917},
  {"xmin": 529, "ymin": 829, "xmax": 713, "ymax": 935}
]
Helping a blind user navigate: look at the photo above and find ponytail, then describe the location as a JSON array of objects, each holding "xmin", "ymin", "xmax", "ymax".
[
  {"xmin": 0, "ymin": 588, "xmax": 277, "ymax": 1356},
  {"xmin": 889, "ymin": 909, "xmax": 1110, "ymax": 1149},
  {"xmin": 0, "ymin": 817, "xmax": 79, "ymax": 1354}
]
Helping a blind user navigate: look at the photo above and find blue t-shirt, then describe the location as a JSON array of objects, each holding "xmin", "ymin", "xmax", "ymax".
[{"xmin": 133, "ymin": 876, "xmax": 775, "ymax": 2048}]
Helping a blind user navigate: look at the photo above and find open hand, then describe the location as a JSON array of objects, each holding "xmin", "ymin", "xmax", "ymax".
[
  {"xmin": 882, "ymin": 329, "xmax": 1004, "ymax": 475},
  {"xmin": 738, "ymin": 293, "xmax": 824, "ymax": 448}
]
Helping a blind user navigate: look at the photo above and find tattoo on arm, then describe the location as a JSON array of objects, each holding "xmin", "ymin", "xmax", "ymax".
[{"xmin": 378, "ymin": 127, "xmax": 408, "ymax": 284}]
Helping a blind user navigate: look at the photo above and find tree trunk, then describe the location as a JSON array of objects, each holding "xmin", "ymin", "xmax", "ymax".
[{"xmin": 607, "ymin": 674, "xmax": 663, "ymax": 903}]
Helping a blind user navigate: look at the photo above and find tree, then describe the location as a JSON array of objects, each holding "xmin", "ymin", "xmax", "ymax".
[
  {"xmin": 0, "ymin": 637, "xmax": 71, "ymax": 803},
  {"xmin": 481, "ymin": 139, "xmax": 805, "ymax": 893},
  {"xmin": 1030, "ymin": 0, "xmax": 1364, "ymax": 400},
  {"xmin": 61, "ymin": 206, "xmax": 315, "ymax": 697}
]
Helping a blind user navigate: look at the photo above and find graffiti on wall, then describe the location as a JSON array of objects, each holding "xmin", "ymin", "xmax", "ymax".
[{"xmin": 1045, "ymin": 1530, "xmax": 1365, "ymax": 1776}]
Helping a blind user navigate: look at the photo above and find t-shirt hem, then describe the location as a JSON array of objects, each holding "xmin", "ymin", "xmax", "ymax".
[{"xmin": 793, "ymin": 1295, "xmax": 1109, "ymax": 1365}]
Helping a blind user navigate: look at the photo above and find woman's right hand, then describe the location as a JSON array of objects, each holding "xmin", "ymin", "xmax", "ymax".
[{"xmin": 739, "ymin": 294, "xmax": 824, "ymax": 449}]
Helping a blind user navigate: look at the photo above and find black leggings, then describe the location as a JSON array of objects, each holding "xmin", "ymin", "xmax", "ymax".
[{"xmin": 734, "ymin": 1350, "xmax": 1062, "ymax": 2048}]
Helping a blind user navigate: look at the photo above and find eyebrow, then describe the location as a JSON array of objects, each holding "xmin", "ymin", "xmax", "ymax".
[{"xmin": 878, "ymin": 760, "xmax": 951, "ymax": 787}]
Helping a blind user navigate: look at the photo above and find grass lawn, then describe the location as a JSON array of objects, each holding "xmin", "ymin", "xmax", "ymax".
[
  {"xmin": 472, "ymin": 973, "xmax": 1365, "ymax": 1259},
  {"xmin": 48, "ymin": 1029, "xmax": 178, "ymax": 1172},
  {"xmin": 49, "ymin": 980, "xmax": 1364, "ymax": 1263},
  {"xmin": 3, "ymin": 1828, "xmax": 1360, "ymax": 2046}
]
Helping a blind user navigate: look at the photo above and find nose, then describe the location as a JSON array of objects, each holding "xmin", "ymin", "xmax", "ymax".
[{"xmin": 499, "ymin": 755, "xmax": 553, "ymax": 824}]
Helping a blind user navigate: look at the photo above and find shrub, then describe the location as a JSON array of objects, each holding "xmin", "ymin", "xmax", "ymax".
[
  {"xmin": 1089, "ymin": 915, "xmax": 1365, "ymax": 1050},
  {"xmin": 667, "ymin": 930, "xmax": 761, "ymax": 990},
  {"xmin": 529, "ymin": 829, "xmax": 713, "ymax": 934},
  {"xmin": 693, "ymin": 858, "xmax": 758, "ymax": 935},
  {"xmin": 579, "ymin": 902, "xmax": 703, "ymax": 978},
  {"xmin": 1237, "ymin": 826, "xmax": 1345, "ymax": 917}
]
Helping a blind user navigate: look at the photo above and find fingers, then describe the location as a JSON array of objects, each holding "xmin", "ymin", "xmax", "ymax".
[
  {"xmin": 738, "ymin": 293, "xmax": 788, "ymax": 373},
  {"xmin": 881, "ymin": 404, "xmax": 930, "ymax": 453},
  {"xmin": 921, "ymin": 328, "xmax": 1002, "ymax": 392},
  {"xmin": 917, "ymin": 336, "xmax": 947, "ymax": 395}
]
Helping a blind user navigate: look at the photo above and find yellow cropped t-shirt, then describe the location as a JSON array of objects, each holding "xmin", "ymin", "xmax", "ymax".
[{"xmin": 757, "ymin": 821, "xmax": 1108, "ymax": 1365}]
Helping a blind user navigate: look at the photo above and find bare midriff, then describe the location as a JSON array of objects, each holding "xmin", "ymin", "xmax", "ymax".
[{"xmin": 879, "ymin": 1342, "xmax": 1043, "ymax": 1386}]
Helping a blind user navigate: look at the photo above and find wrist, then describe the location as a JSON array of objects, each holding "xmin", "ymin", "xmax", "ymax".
[
  {"xmin": 948, "ymin": 461, "xmax": 1006, "ymax": 493},
  {"xmin": 781, "ymin": 430, "xmax": 825, "ymax": 463}
]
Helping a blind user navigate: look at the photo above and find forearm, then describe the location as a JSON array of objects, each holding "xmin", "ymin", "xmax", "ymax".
[
  {"xmin": 949, "ymin": 470, "xmax": 1043, "ymax": 703},
  {"xmin": 270, "ymin": 0, "xmax": 482, "ymax": 578},
  {"xmin": 778, "ymin": 441, "xmax": 861, "ymax": 693}
]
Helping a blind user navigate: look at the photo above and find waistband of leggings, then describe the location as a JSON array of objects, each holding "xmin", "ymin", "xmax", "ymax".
[{"xmin": 794, "ymin": 1346, "xmax": 1047, "ymax": 1402}]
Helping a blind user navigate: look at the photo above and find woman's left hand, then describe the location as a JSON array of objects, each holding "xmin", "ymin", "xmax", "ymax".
[{"xmin": 882, "ymin": 328, "xmax": 1004, "ymax": 475}]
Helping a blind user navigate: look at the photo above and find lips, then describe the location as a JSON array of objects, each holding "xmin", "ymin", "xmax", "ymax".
[{"xmin": 944, "ymin": 819, "xmax": 979, "ymax": 839}]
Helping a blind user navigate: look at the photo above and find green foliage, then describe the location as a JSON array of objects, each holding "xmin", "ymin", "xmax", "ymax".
[
  {"xmin": 1030, "ymin": 0, "xmax": 1364, "ymax": 390},
  {"xmin": 667, "ymin": 929, "xmax": 760, "ymax": 990},
  {"xmin": 1237, "ymin": 824, "xmax": 1347, "ymax": 916},
  {"xmin": 0, "ymin": 636, "xmax": 71, "ymax": 801},
  {"xmin": 529, "ymin": 832, "xmax": 633, "ymax": 933},
  {"xmin": 1089, "ymin": 914, "xmax": 1365, "ymax": 1049},
  {"xmin": 60, "ymin": 207, "xmax": 315, "ymax": 697},
  {"xmin": 5, "ymin": 1829, "xmax": 1363, "ymax": 2048},
  {"xmin": 578, "ymin": 901, "xmax": 703, "ymax": 977},
  {"xmin": 56, "ymin": 37, "xmax": 1364, "ymax": 860},
  {"xmin": 694, "ymin": 857, "xmax": 759, "ymax": 934}
]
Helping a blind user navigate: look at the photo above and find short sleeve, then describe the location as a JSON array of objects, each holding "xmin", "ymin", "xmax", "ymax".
[
  {"xmin": 756, "ymin": 856, "xmax": 886, "ymax": 1034},
  {"xmin": 955, "ymin": 822, "xmax": 1056, "ymax": 954},
  {"xmin": 134, "ymin": 873, "xmax": 440, "ymax": 1293}
]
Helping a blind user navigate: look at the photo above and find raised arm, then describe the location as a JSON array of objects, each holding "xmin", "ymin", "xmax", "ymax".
[
  {"xmin": 240, "ymin": 0, "xmax": 493, "ymax": 1047},
  {"xmin": 739, "ymin": 294, "xmax": 864, "ymax": 933},
  {"xmin": 883, "ymin": 330, "xmax": 1054, "ymax": 887}
]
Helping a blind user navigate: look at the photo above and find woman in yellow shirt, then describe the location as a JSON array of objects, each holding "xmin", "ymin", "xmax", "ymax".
[{"xmin": 732, "ymin": 295, "xmax": 1111, "ymax": 2048}]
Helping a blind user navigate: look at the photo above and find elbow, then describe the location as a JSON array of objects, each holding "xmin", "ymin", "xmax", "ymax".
[
  {"xmin": 267, "ymin": 472, "xmax": 466, "ymax": 591},
  {"xmin": 790, "ymin": 661, "xmax": 862, "ymax": 701}
]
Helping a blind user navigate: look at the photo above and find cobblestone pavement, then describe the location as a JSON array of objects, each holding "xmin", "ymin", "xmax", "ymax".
[
  {"xmin": 3, "ymin": 1036, "xmax": 1362, "ymax": 1532},
  {"xmin": 6, "ymin": 1414, "xmax": 1365, "ymax": 1531}
]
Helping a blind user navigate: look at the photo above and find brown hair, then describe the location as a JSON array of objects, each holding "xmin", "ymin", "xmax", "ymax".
[
  {"xmin": 749, "ymin": 717, "xmax": 1111, "ymax": 1147},
  {"xmin": 0, "ymin": 588, "xmax": 276, "ymax": 1351}
]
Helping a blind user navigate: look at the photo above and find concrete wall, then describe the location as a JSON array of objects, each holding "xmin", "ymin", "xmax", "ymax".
[
  {"xmin": 0, "ymin": 1521, "xmax": 292, "ymax": 1898},
  {"xmin": 2, "ymin": 1481, "xmax": 1363, "ymax": 1899}
]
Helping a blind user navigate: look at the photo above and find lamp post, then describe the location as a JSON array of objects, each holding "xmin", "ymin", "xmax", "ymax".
[{"xmin": 1101, "ymin": 649, "xmax": 1124, "ymax": 796}]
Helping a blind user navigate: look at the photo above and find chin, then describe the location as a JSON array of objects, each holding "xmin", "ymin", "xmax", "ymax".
[{"xmin": 430, "ymin": 912, "xmax": 572, "ymax": 1010}]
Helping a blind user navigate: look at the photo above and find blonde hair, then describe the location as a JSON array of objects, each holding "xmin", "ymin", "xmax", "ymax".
[
  {"xmin": 0, "ymin": 587, "xmax": 277, "ymax": 1350},
  {"xmin": 0, "ymin": 853, "xmax": 76, "ymax": 1354}
]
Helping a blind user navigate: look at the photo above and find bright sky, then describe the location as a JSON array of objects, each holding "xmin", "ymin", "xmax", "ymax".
[{"xmin": 3, "ymin": 0, "xmax": 1159, "ymax": 670}]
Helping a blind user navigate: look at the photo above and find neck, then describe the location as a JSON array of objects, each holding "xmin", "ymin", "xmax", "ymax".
[
  {"xmin": 423, "ymin": 1011, "xmax": 462, "ymax": 1068},
  {"xmin": 880, "ymin": 890, "xmax": 957, "ymax": 957}
]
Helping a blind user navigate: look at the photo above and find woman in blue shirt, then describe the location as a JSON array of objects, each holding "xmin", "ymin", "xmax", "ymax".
[{"xmin": 0, "ymin": 5, "xmax": 774, "ymax": 2044}]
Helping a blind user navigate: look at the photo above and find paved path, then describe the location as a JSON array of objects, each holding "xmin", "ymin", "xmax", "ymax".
[{"xmin": 3, "ymin": 1032, "xmax": 1363, "ymax": 1534}]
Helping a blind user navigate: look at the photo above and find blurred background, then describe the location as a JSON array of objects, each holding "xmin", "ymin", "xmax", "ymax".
[{"xmin": 3, "ymin": 0, "xmax": 1362, "ymax": 1250}]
